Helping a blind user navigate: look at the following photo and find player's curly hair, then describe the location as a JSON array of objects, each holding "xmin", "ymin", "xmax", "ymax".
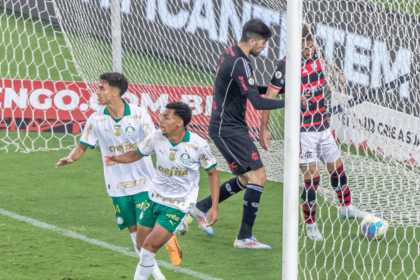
[
  {"xmin": 240, "ymin": 19, "xmax": 272, "ymax": 42},
  {"xmin": 166, "ymin": 101, "xmax": 192, "ymax": 128},
  {"xmin": 100, "ymin": 72, "xmax": 129, "ymax": 97}
]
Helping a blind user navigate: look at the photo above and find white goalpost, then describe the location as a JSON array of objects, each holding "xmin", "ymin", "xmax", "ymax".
[
  {"xmin": 2, "ymin": 0, "xmax": 420, "ymax": 278},
  {"xmin": 282, "ymin": 0, "xmax": 302, "ymax": 278}
]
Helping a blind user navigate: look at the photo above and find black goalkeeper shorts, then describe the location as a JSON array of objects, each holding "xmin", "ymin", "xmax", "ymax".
[{"xmin": 211, "ymin": 134, "xmax": 264, "ymax": 176}]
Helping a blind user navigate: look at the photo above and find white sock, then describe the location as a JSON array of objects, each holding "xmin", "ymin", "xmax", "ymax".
[
  {"xmin": 152, "ymin": 259, "xmax": 165, "ymax": 280},
  {"xmin": 166, "ymin": 236, "xmax": 173, "ymax": 244},
  {"xmin": 134, "ymin": 248, "xmax": 155, "ymax": 280},
  {"xmin": 306, "ymin": 223, "xmax": 316, "ymax": 228},
  {"xmin": 341, "ymin": 204, "xmax": 354, "ymax": 213},
  {"xmin": 130, "ymin": 232, "xmax": 140, "ymax": 256}
]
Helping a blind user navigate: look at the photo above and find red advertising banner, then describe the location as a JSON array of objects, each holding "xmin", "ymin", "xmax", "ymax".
[{"xmin": 0, "ymin": 79, "xmax": 261, "ymax": 138}]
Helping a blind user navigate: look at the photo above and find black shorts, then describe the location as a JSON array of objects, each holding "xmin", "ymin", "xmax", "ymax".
[{"xmin": 211, "ymin": 134, "xmax": 264, "ymax": 176}]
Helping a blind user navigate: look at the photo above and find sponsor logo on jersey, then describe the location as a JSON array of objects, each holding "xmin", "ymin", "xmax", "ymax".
[
  {"xmin": 226, "ymin": 46, "xmax": 235, "ymax": 57},
  {"xmin": 142, "ymin": 137, "xmax": 152, "ymax": 149},
  {"xmin": 96, "ymin": 117, "xmax": 108, "ymax": 123},
  {"xmin": 116, "ymin": 216, "xmax": 124, "ymax": 225},
  {"xmin": 157, "ymin": 165, "xmax": 189, "ymax": 177},
  {"xmin": 275, "ymin": 71, "xmax": 283, "ymax": 79},
  {"xmin": 238, "ymin": 76, "xmax": 248, "ymax": 91},
  {"xmin": 113, "ymin": 124, "xmax": 122, "ymax": 137},
  {"xmin": 252, "ymin": 151, "xmax": 259, "ymax": 161},
  {"xmin": 180, "ymin": 153, "xmax": 191, "ymax": 164},
  {"xmin": 169, "ymin": 220, "xmax": 176, "ymax": 227},
  {"xmin": 109, "ymin": 142, "xmax": 138, "ymax": 152},
  {"xmin": 184, "ymin": 143, "xmax": 198, "ymax": 150},
  {"xmin": 116, "ymin": 178, "xmax": 147, "ymax": 189},
  {"xmin": 126, "ymin": 115, "xmax": 142, "ymax": 120},
  {"xmin": 144, "ymin": 122, "xmax": 152, "ymax": 135},
  {"xmin": 154, "ymin": 193, "xmax": 186, "ymax": 206},
  {"xmin": 105, "ymin": 129, "xmax": 111, "ymax": 134},
  {"xmin": 166, "ymin": 214, "xmax": 180, "ymax": 221},
  {"xmin": 200, "ymin": 153, "xmax": 209, "ymax": 166},
  {"xmin": 125, "ymin": 126, "xmax": 136, "ymax": 137},
  {"xmin": 248, "ymin": 77, "xmax": 255, "ymax": 85},
  {"xmin": 85, "ymin": 124, "xmax": 93, "ymax": 140}
]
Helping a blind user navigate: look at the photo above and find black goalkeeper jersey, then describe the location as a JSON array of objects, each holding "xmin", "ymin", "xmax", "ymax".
[
  {"xmin": 269, "ymin": 52, "xmax": 329, "ymax": 133},
  {"xmin": 209, "ymin": 45, "xmax": 260, "ymax": 137}
]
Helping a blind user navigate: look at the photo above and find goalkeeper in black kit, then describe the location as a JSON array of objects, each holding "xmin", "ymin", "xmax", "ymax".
[{"xmin": 190, "ymin": 19, "xmax": 309, "ymax": 249}]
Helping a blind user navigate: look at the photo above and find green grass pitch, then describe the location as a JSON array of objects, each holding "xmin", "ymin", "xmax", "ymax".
[{"xmin": 1, "ymin": 6, "xmax": 420, "ymax": 280}]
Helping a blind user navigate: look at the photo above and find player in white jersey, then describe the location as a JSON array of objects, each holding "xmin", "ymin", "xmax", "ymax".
[
  {"xmin": 55, "ymin": 73, "xmax": 180, "ymax": 279},
  {"xmin": 105, "ymin": 101, "xmax": 220, "ymax": 280}
]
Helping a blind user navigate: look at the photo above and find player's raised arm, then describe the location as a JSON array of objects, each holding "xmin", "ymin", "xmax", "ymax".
[{"xmin": 231, "ymin": 59, "xmax": 286, "ymax": 110}]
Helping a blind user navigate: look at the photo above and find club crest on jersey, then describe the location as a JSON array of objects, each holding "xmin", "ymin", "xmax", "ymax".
[
  {"xmin": 180, "ymin": 153, "xmax": 191, "ymax": 164},
  {"xmin": 125, "ymin": 126, "xmax": 136, "ymax": 137},
  {"xmin": 275, "ymin": 71, "xmax": 282, "ymax": 79},
  {"xmin": 248, "ymin": 77, "xmax": 255, "ymax": 85},
  {"xmin": 311, "ymin": 62, "xmax": 318, "ymax": 72},
  {"xmin": 113, "ymin": 124, "xmax": 122, "ymax": 137}
]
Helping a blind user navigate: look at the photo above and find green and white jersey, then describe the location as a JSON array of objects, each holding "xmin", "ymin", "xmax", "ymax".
[
  {"xmin": 80, "ymin": 101, "xmax": 156, "ymax": 197},
  {"xmin": 137, "ymin": 129, "xmax": 217, "ymax": 213}
]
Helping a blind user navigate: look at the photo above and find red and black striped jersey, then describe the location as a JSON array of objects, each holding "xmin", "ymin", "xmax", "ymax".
[{"xmin": 269, "ymin": 52, "xmax": 329, "ymax": 133}]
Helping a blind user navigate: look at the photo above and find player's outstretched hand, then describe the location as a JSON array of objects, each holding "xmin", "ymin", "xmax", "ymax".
[
  {"xmin": 104, "ymin": 155, "xmax": 118, "ymax": 167},
  {"xmin": 55, "ymin": 157, "xmax": 73, "ymax": 168},
  {"xmin": 259, "ymin": 128, "xmax": 270, "ymax": 151},
  {"xmin": 207, "ymin": 207, "xmax": 218, "ymax": 226}
]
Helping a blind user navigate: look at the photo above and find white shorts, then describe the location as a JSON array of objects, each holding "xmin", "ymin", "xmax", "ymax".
[{"xmin": 299, "ymin": 128, "xmax": 340, "ymax": 165}]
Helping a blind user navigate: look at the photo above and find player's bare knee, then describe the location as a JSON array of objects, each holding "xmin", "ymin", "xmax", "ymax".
[
  {"xmin": 238, "ymin": 174, "xmax": 248, "ymax": 186},
  {"xmin": 246, "ymin": 168, "xmax": 266, "ymax": 186}
]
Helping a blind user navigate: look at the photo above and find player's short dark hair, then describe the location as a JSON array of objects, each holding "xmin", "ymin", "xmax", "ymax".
[
  {"xmin": 100, "ymin": 72, "xmax": 129, "ymax": 97},
  {"xmin": 240, "ymin": 19, "xmax": 272, "ymax": 43},
  {"xmin": 302, "ymin": 25, "xmax": 315, "ymax": 44},
  {"xmin": 166, "ymin": 101, "xmax": 192, "ymax": 128}
]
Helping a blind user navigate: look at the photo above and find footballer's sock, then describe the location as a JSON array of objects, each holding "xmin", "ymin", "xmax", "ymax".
[
  {"xmin": 330, "ymin": 165, "xmax": 353, "ymax": 211},
  {"xmin": 302, "ymin": 177, "xmax": 320, "ymax": 225},
  {"xmin": 196, "ymin": 177, "xmax": 245, "ymax": 212},
  {"xmin": 152, "ymin": 259, "xmax": 165, "ymax": 280},
  {"xmin": 130, "ymin": 231, "xmax": 140, "ymax": 256},
  {"xmin": 134, "ymin": 248, "xmax": 155, "ymax": 280},
  {"xmin": 238, "ymin": 184, "xmax": 263, "ymax": 240}
]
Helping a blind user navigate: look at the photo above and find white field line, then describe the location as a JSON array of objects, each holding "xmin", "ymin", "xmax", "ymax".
[{"xmin": 0, "ymin": 208, "xmax": 222, "ymax": 280}]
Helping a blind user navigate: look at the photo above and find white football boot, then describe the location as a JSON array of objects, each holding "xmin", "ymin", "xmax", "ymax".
[
  {"xmin": 189, "ymin": 207, "xmax": 214, "ymax": 236},
  {"xmin": 307, "ymin": 224, "xmax": 324, "ymax": 241},
  {"xmin": 177, "ymin": 215, "xmax": 192, "ymax": 236},
  {"xmin": 341, "ymin": 208, "xmax": 367, "ymax": 220},
  {"xmin": 234, "ymin": 236, "xmax": 272, "ymax": 249}
]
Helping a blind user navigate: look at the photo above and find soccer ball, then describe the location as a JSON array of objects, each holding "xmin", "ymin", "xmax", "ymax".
[{"xmin": 360, "ymin": 213, "xmax": 389, "ymax": 239}]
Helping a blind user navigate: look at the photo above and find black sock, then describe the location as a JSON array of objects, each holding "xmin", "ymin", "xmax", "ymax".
[
  {"xmin": 196, "ymin": 177, "xmax": 245, "ymax": 212},
  {"xmin": 238, "ymin": 184, "xmax": 263, "ymax": 240}
]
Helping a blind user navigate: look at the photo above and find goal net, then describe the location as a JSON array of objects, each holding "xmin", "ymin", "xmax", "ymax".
[{"xmin": 2, "ymin": 0, "xmax": 420, "ymax": 278}]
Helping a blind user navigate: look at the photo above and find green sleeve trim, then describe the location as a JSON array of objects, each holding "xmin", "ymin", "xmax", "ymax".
[
  {"xmin": 204, "ymin": 163, "xmax": 217, "ymax": 171},
  {"xmin": 137, "ymin": 147, "xmax": 148, "ymax": 157},
  {"xmin": 80, "ymin": 141, "xmax": 96, "ymax": 149}
]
